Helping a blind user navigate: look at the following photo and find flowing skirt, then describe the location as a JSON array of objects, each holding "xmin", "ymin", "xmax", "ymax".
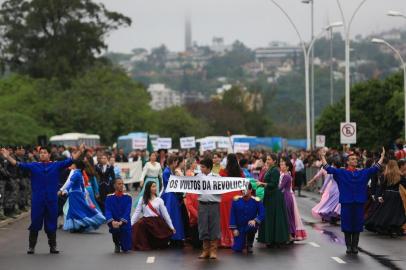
[
  {"xmin": 132, "ymin": 217, "xmax": 173, "ymax": 250},
  {"xmin": 312, "ymin": 180, "xmax": 340, "ymax": 221},
  {"xmin": 85, "ymin": 186, "xmax": 101, "ymax": 212},
  {"xmin": 283, "ymin": 190, "xmax": 296, "ymax": 235},
  {"xmin": 63, "ymin": 191, "xmax": 106, "ymax": 232},
  {"xmin": 291, "ymin": 192, "xmax": 307, "ymax": 240},
  {"xmin": 161, "ymin": 192, "xmax": 185, "ymax": 240},
  {"xmin": 220, "ymin": 191, "xmax": 241, "ymax": 247},
  {"xmin": 365, "ymin": 190, "xmax": 406, "ymax": 235}
]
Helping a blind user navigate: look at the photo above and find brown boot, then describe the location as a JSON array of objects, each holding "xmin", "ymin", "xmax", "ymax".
[
  {"xmin": 209, "ymin": 240, "xmax": 218, "ymax": 259},
  {"xmin": 198, "ymin": 240, "xmax": 210, "ymax": 259}
]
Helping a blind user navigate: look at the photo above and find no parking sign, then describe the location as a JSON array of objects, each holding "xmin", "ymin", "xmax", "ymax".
[{"xmin": 340, "ymin": 122, "xmax": 357, "ymax": 145}]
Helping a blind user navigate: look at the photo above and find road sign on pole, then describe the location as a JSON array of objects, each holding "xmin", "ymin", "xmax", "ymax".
[
  {"xmin": 340, "ymin": 122, "xmax": 356, "ymax": 145},
  {"xmin": 315, "ymin": 135, "xmax": 326, "ymax": 148}
]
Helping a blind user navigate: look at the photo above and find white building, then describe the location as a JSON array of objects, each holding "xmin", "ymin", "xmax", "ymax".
[
  {"xmin": 147, "ymin": 84, "xmax": 183, "ymax": 110},
  {"xmin": 255, "ymin": 42, "xmax": 301, "ymax": 63}
]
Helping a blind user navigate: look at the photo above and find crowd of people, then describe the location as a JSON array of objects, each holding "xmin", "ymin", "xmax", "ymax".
[{"xmin": 0, "ymin": 142, "xmax": 405, "ymax": 257}]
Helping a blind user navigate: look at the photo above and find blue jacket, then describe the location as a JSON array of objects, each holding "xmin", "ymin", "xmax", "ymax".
[
  {"xmin": 229, "ymin": 196, "xmax": 265, "ymax": 231},
  {"xmin": 18, "ymin": 158, "xmax": 73, "ymax": 203},
  {"xmin": 105, "ymin": 193, "xmax": 132, "ymax": 231},
  {"xmin": 323, "ymin": 163, "xmax": 382, "ymax": 204}
]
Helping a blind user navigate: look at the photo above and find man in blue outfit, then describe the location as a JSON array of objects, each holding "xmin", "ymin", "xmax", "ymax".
[
  {"xmin": 105, "ymin": 178, "xmax": 132, "ymax": 253},
  {"xmin": 229, "ymin": 183, "xmax": 265, "ymax": 254},
  {"xmin": 0, "ymin": 145, "xmax": 83, "ymax": 254},
  {"xmin": 320, "ymin": 148, "xmax": 384, "ymax": 255}
]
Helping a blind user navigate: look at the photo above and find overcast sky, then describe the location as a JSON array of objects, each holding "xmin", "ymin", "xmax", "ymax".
[{"xmin": 99, "ymin": 0, "xmax": 406, "ymax": 53}]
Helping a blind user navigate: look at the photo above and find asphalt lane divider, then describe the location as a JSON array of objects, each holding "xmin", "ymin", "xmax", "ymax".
[
  {"xmin": 308, "ymin": 242, "xmax": 320, "ymax": 247},
  {"xmin": 331, "ymin": 257, "xmax": 346, "ymax": 264},
  {"xmin": 146, "ymin": 256, "xmax": 155, "ymax": 264}
]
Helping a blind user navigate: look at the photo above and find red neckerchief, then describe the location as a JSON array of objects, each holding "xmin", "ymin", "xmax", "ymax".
[
  {"xmin": 115, "ymin": 191, "xmax": 124, "ymax": 197},
  {"xmin": 243, "ymin": 195, "xmax": 251, "ymax": 201},
  {"xmin": 346, "ymin": 167, "xmax": 357, "ymax": 172}
]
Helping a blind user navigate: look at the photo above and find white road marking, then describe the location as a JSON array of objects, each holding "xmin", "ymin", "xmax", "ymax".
[
  {"xmin": 331, "ymin": 257, "xmax": 346, "ymax": 264},
  {"xmin": 146, "ymin": 256, "xmax": 155, "ymax": 264},
  {"xmin": 308, "ymin": 242, "xmax": 320, "ymax": 247}
]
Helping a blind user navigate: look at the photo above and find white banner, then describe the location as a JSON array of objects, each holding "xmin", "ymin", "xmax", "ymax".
[
  {"xmin": 218, "ymin": 138, "xmax": 231, "ymax": 149},
  {"xmin": 157, "ymin": 137, "xmax": 172, "ymax": 149},
  {"xmin": 233, "ymin": 142, "xmax": 249, "ymax": 153},
  {"xmin": 132, "ymin": 138, "xmax": 147, "ymax": 150},
  {"xmin": 165, "ymin": 175, "xmax": 250, "ymax": 195},
  {"xmin": 201, "ymin": 140, "xmax": 216, "ymax": 151},
  {"xmin": 116, "ymin": 161, "xmax": 143, "ymax": 184},
  {"xmin": 180, "ymin": 136, "xmax": 196, "ymax": 149}
]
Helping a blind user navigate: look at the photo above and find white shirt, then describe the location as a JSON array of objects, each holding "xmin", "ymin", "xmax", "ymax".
[
  {"xmin": 140, "ymin": 162, "xmax": 162, "ymax": 181},
  {"xmin": 295, "ymin": 158, "xmax": 305, "ymax": 172},
  {"xmin": 131, "ymin": 197, "xmax": 174, "ymax": 229},
  {"xmin": 198, "ymin": 172, "xmax": 221, "ymax": 203}
]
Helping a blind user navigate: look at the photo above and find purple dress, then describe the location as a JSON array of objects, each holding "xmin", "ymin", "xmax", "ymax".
[
  {"xmin": 312, "ymin": 174, "xmax": 341, "ymax": 221},
  {"xmin": 280, "ymin": 173, "xmax": 295, "ymax": 235}
]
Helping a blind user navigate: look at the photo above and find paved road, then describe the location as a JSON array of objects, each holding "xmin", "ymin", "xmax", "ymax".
[{"xmin": 0, "ymin": 192, "xmax": 404, "ymax": 270}]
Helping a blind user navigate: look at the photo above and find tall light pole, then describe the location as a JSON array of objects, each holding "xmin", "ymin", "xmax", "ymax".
[
  {"xmin": 336, "ymin": 0, "xmax": 369, "ymax": 124},
  {"xmin": 372, "ymin": 38, "xmax": 406, "ymax": 141},
  {"xmin": 301, "ymin": 0, "xmax": 315, "ymax": 150},
  {"xmin": 270, "ymin": 0, "xmax": 342, "ymax": 150},
  {"xmin": 330, "ymin": 26, "xmax": 334, "ymax": 106}
]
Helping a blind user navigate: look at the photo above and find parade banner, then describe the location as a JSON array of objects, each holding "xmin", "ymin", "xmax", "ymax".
[
  {"xmin": 116, "ymin": 161, "xmax": 142, "ymax": 184},
  {"xmin": 201, "ymin": 140, "xmax": 216, "ymax": 151},
  {"xmin": 165, "ymin": 175, "xmax": 250, "ymax": 195},
  {"xmin": 233, "ymin": 142, "xmax": 249, "ymax": 153},
  {"xmin": 132, "ymin": 138, "xmax": 147, "ymax": 150},
  {"xmin": 157, "ymin": 137, "xmax": 172, "ymax": 149},
  {"xmin": 180, "ymin": 136, "xmax": 196, "ymax": 149}
]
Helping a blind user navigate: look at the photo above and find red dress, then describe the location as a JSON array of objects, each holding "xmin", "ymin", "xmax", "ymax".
[{"xmin": 219, "ymin": 169, "xmax": 244, "ymax": 248}]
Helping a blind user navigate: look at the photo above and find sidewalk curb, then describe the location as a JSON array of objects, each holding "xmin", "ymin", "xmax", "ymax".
[{"xmin": 0, "ymin": 211, "xmax": 30, "ymax": 228}]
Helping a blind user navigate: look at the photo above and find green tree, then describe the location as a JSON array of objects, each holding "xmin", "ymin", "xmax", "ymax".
[
  {"xmin": 0, "ymin": 112, "xmax": 53, "ymax": 145},
  {"xmin": 0, "ymin": 0, "xmax": 131, "ymax": 80},
  {"xmin": 316, "ymin": 72, "xmax": 403, "ymax": 149}
]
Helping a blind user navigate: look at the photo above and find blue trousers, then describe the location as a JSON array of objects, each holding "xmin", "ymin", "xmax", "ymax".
[
  {"xmin": 232, "ymin": 226, "xmax": 257, "ymax": 252},
  {"xmin": 340, "ymin": 203, "xmax": 364, "ymax": 233},
  {"xmin": 29, "ymin": 200, "xmax": 58, "ymax": 233},
  {"xmin": 111, "ymin": 228, "xmax": 132, "ymax": 252}
]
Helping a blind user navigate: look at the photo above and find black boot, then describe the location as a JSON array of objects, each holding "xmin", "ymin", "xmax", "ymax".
[
  {"xmin": 246, "ymin": 232, "xmax": 256, "ymax": 254},
  {"xmin": 112, "ymin": 233, "xmax": 121, "ymax": 253},
  {"xmin": 47, "ymin": 232, "xmax": 59, "ymax": 254},
  {"xmin": 344, "ymin": 232, "xmax": 352, "ymax": 254},
  {"xmin": 27, "ymin": 231, "xmax": 38, "ymax": 254},
  {"xmin": 351, "ymin": 233, "xmax": 360, "ymax": 254}
]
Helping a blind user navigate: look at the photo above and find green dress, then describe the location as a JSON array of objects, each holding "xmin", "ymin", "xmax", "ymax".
[{"xmin": 258, "ymin": 165, "xmax": 289, "ymax": 244}]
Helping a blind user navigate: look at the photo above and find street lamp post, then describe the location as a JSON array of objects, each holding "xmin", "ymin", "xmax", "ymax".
[
  {"xmin": 336, "ymin": 0, "xmax": 369, "ymax": 124},
  {"xmin": 372, "ymin": 38, "xmax": 406, "ymax": 141},
  {"xmin": 301, "ymin": 0, "xmax": 315, "ymax": 150},
  {"xmin": 270, "ymin": 0, "xmax": 342, "ymax": 150},
  {"xmin": 387, "ymin": 10, "xmax": 406, "ymax": 19}
]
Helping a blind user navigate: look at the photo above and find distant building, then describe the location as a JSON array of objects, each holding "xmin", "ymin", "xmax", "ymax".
[
  {"xmin": 147, "ymin": 84, "xmax": 183, "ymax": 110},
  {"xmin": 211, "ymin": 37, "xmax": 232, "ymax": 55},
  {"xmin": 255, "ymin": 42, "xmax": 301, "ymax": 69}
]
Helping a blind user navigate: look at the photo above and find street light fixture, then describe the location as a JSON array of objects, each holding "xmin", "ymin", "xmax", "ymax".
[
  {"xmin": 372, "ymin": 38, "xmax": 406, "ymax": 141},
  {"xmin": 387, "ymin": 10, "xmax": 406, "ymax": 19}
]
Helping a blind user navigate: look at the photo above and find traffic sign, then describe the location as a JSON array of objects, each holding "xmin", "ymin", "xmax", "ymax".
[
  {"xmin": 315, "ymin": 135, "xmax": 326, "ymax": 148},
  {"xmin": 340, "ymin": 122, "xmax": 356, "ymax": 144}
]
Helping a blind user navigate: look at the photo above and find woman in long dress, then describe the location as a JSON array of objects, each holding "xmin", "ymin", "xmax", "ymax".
[
  {"xmin": 258, "ymin": 154, "xmax": 289, "ymax": 246},
  {"xmin": 279, "ymin": 157, "xmax": 307, "ymax": 242},
  {"xmin": 62, "ymin": 160, "xmax": 106, "ymax": 232},
  {"xmin": 219, "ymin": 153, "xmax": 245, "ymax": 248},
  {"xmin": 365, "ymin": 160, "xmax": 406, "ymax": 237},
  {"xmin": 307, "ymin": 160, "xmax": 341, "ymax": 224},
  {"xmin": 134, "ymin": 152, "xmax": 162, "ymax": 206},
  {"xmin": 131, "ymin": 181, "xmax": 175, "ymax": 250},
  {"xmin": 161, "ymin": 155, "xmax": 185, "ymax": 247}
]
